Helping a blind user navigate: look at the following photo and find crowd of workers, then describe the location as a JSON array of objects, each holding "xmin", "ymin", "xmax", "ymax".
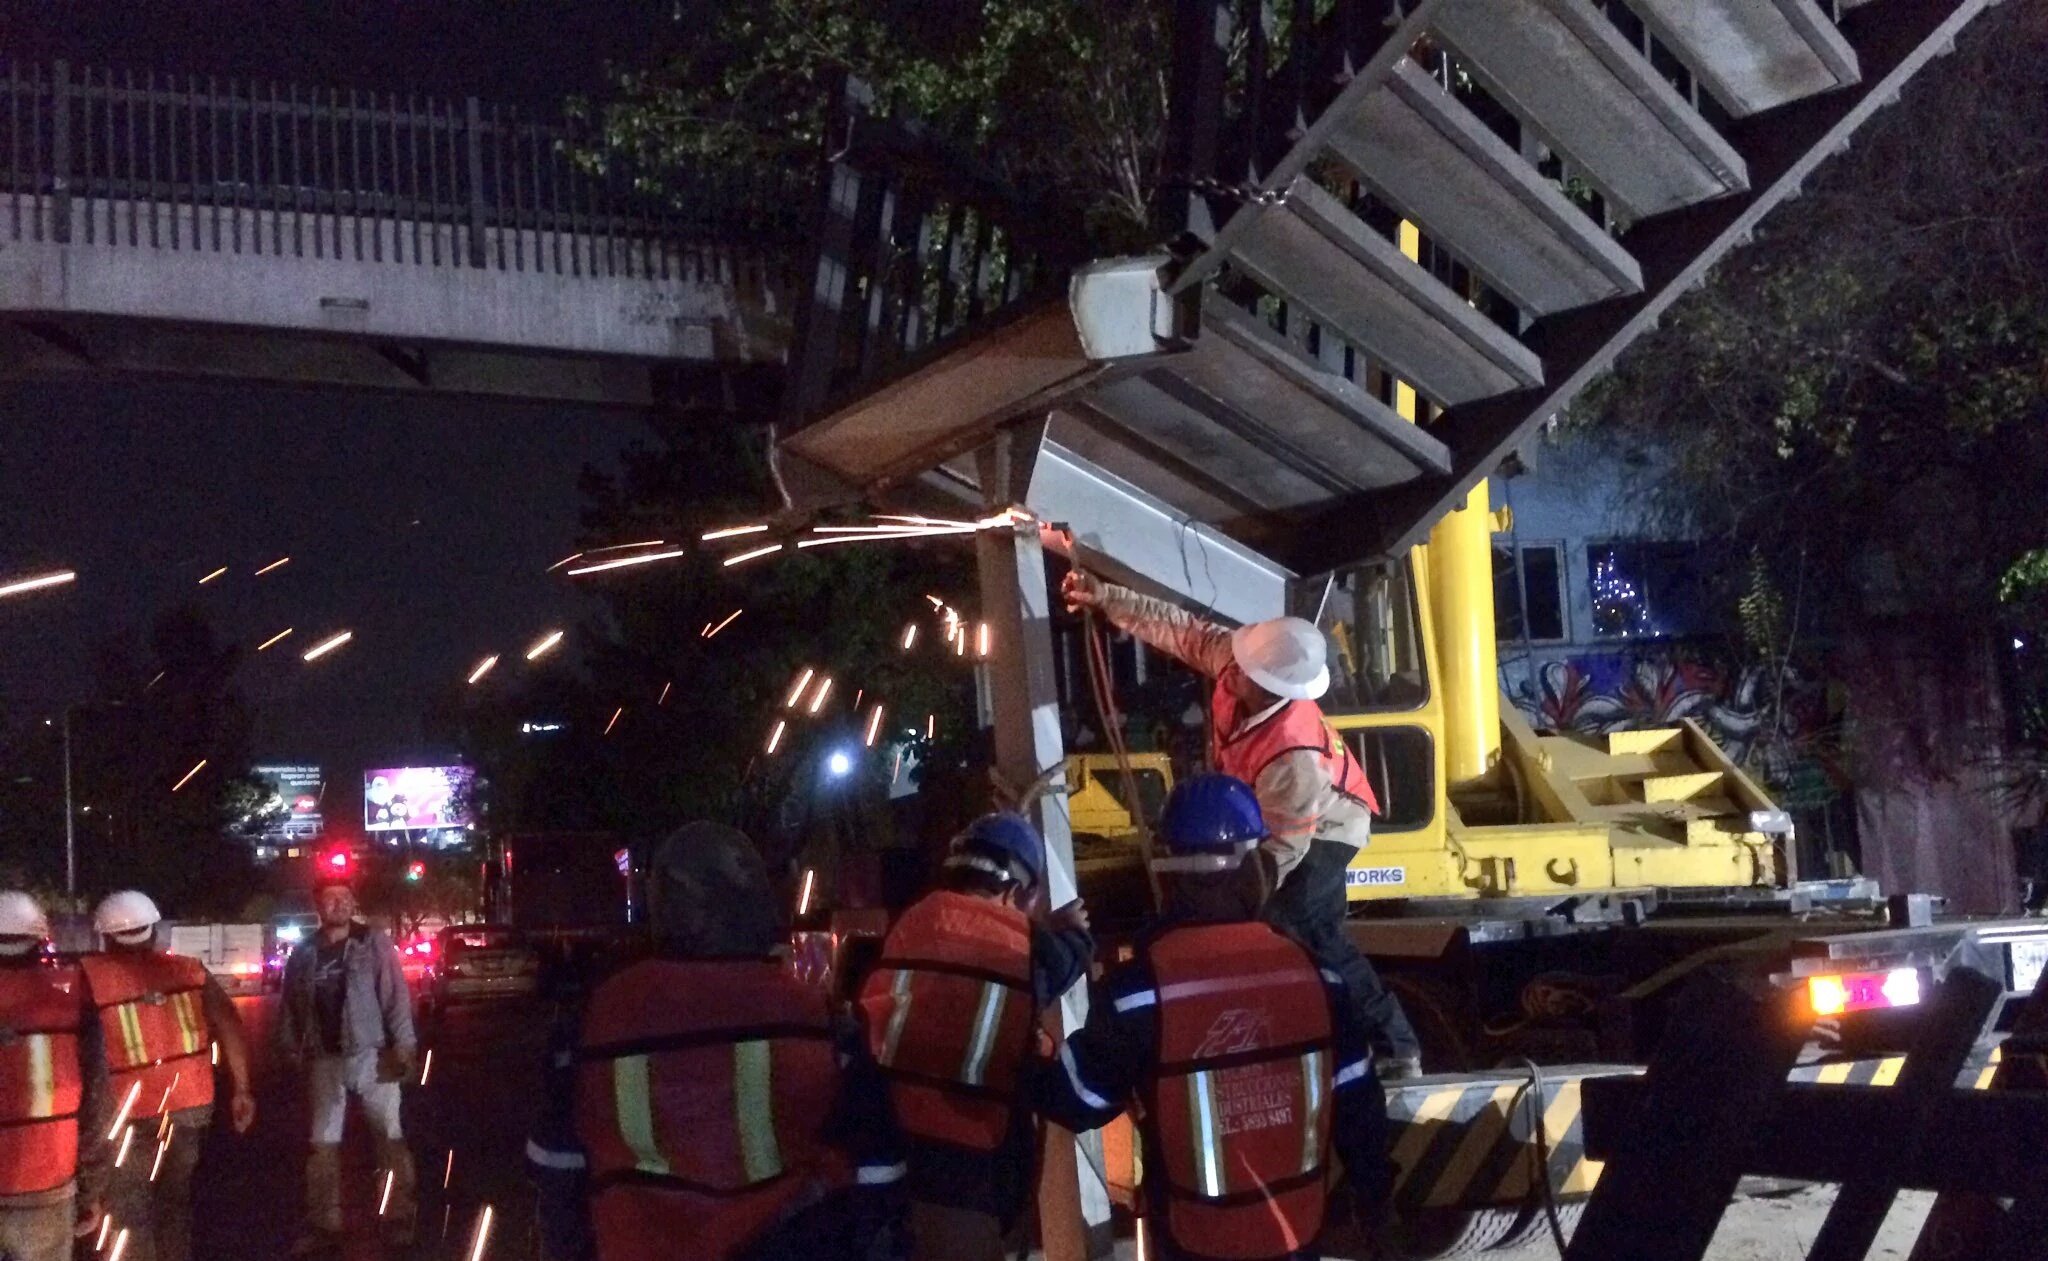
[
  {"xmin": 0, "ymin": 588, "xmax": 1413, "ymax": 1260},
  {"xmin": 0, "ymin": 874, "xmax": 419, "ymax": 1261},
  {"xmin": 525, "ymin": 587, "xmax": 1414, "ymax": 1261}
]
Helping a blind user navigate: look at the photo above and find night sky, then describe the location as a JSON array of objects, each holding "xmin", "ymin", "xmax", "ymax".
[
  {"xmin": 0, "ymin": 3, "xmax": 697, "ymax": 783},
  {"xmin": 0, "ymin": 378, "xmax": 646, "ymax": 777}
]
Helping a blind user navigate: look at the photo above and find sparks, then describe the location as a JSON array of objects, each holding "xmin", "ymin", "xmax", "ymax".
[
  {"xmin": 954, "ymin": 629, "xmax": 967, "ymax": 657},
  {"xmin": 108, "ymin": 1081, "xmax": 141, "ymax": 1140},
  {"xmin": 701, "ymin": 523, "xmax": 768, "ymax": 541},
  {"xmin": 658, "ymin": 681, "xmax": 672, "ymax": 706},
  {"xmin": 864, "ymin": 705, "xmax": 885, "ymax": 748},
  {"xmin": 467, "ymin": 655, "xmax": 500, "ymax": 685},
  {"xmin": 257, "ymin": 628, "xmax": 294, "ymax": 652},
  {"xmin": 254, "ymin": 556, "xmax": 290, "ymax": 576},
  {"xmin": 149, "ymin": 1135, "xmax": 170, "ymax": 1183},
  {"xmin": 210, "ymin": 1043, "xmax": 219, "ymax": 1066},
  {"xmin": 109, "ymin": 1228, "xmax": 131, "ymax": 1261},
  {"xmin": 604, "ymin": 707, "xmax": 624, "ymax": 736},
  {"xmin": 545, "ymin": 552, "xmax": 585, "ymax": 572},
  {"xmin": 785, "ymin": 668, "xmax": 815, "ymax": 709},
  {"xmin": 114, "ymin": 1125, "xmax": 136, "ymax": 1168},
  {"xmin": 766, "ymin": 720, "xmax": 786, "ymax": 755},
  {"xmin": 798, "ymin": 868, "xmax": 816, "ymax": 917},
  {"xmin": 977, "ymin": 622, "xmax": 991, "ymax": 657},
  {"xmin": 926, "ymin": 714, "xmax": 936, "ymax": 741},
  {"xmin": 901, "ymin": 624, "xmax": 918, "ymax": 651},
  {"xmin": 444, "ymin": 1150, "xmax": 455, "ymax": 1189},
  {"xmin": 467, "ymin": 1206, "xmax": 495, "ymax": 1261},
  {"xmin": 96, "ymin": 1215, "xmax": 112, "ymax": 1250},
  {"xmin": 524, "ymin": 630, "xmax": 564, "ymax": 661},
  {"xmin": 379, "ymin": 1169, "xmax": 396, "ymax": 1216},
  {"xmin": 587, "ymin": 539, "xmax": 666, "ymax": 554},
  {"xmin": 171, "ymin": 760, "xmax": 207, "ymax": 793},
  {"xmin": 145, "ymin": 671, "xmax": 165, "ymax": 691},
  {"xmin": 721, "ymin": 542, "xmax": 783, "ymax": 568},
  {"xmin": 198, "ymin": 566, "xmax": 227, "ymax": 585},
  {"xmin": 566, "ymin": 547, "xmax": 688, "ymax": 576},
  {"xmin": 704, "ymin": 608, "xmax": 743, "ymax": 638},
  {"xmin": 302, "ymin": 631, "xmax": 353, "ymax": 662},
  {"xmin": 807, "ymin": 676, "xmax": 833, "ymax": 715},
  {"xmin": 420, "ymin": 1048, "xmax": 434, "ymax": 1087},
  {"xmin": 926, "ymin": 594, "xmax": 945, "ymax": 608},
  {"xmin": 0, "ymin": 569, "xmax": 75, "ymax": 599}
]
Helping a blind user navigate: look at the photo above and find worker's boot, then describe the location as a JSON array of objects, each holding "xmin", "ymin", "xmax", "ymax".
[
  {"xmin": 287, "ymin": 1144, "xmax": 345, "ymax": 1256},
  {"xmin": 375, "ymin": 1136, "xmax": 420, "ymax": 1249}
]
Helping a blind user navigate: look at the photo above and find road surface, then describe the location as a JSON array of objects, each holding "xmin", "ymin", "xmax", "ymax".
[{"xmin": 189, "ymin": 992, "xmax": 548, "ymax": 1261}]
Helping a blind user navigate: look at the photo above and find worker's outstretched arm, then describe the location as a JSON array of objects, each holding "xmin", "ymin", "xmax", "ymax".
[
  {"xmin": 1062, "ymin": 572, "xmax": 1235, "ymax": 679},
  {"xmin": 1030, "ymin": 905, "xmax": 1094, "ymax": 1007},
  {"xmin": 200, "ymin": 975, "xmax": 257, "ymax": 1133},
  {"xmin": 1025, "ymin": 962, "xmax": 1154, "ymax": 1133}
]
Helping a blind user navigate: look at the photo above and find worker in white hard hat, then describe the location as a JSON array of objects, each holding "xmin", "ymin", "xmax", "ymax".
[
  {"xmin": 0, "ymin": 890, "xmax": 110, "ymax": 1261},
  {"xmin": 83, "ymin": 890, "xmax": 256, "ymax": 1261},
  {"xmin": 1063, "ymin": 572, "xmax": 1421, "ymax": 1072}
]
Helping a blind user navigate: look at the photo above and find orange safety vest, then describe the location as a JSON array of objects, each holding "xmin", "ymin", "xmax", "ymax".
[
  {"xmin": 80, "ymin": 952, "xmax": 214, "ymax": 1121},
  {"xmin": 574, "ymin": 958, "xmax": 852, "ymax": 1261},
  {"xmin": 0, "ymin": 962, "xmax": 87, "ymax": 1197},
  {"xmin": 1212, "ymin": 678, "xmax": 1380, "ymax": 817},
  {"xmin": 858, "ymin": 891, "xmax": 1036, "ymax": 1155},
  {"xmin": 1143, "ymin": 922, "xmax": 1334, "ymax": 1261}
]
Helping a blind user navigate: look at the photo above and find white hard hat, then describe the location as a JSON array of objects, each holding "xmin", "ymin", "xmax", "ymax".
[
  {"xmin": 1230, "ymin": 617, "xmax": 1330, "ymax": 701},
  {"xmin": 0, "ymin": 891, "xmax": 50, "ymax": 940},
  {"xmin": 94, "ymin": 889, "xmax": 162, "ymax": 942}
]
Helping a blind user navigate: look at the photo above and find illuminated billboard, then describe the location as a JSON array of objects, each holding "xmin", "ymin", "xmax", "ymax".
[
  {"xmin": 363, "ymin": 766, "xmax": 475, "ymax": 833},
  {"xmin": 250, "ymin": 764, "xmax": 324, "ymax": 842}
]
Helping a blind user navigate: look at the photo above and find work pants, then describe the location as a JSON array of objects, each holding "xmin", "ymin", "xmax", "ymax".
[
  {"xmin": 908, "ymin": 1199, "xmax": 1007, "ymax": 1261},
  {"xmin": 303, "ymin": 1053, "xmax": 417, "ymax": 1239},
  {"xmin": 106, "ymin": 1110, "xmax": 206, "ymax": 1261},
  {"xmin": 0, "ymin": 1197, "xmax": 73, "ymax": 1261},
  {"xmin": 1263, "ymin": 839, "xmax": 1421, "ymax": 1061}
]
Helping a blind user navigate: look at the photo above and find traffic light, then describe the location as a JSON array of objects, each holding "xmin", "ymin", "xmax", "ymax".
[
  {"xmin": 321, "ymin": 848, "xmax": 352, "ymax": 876},
  {"xmin": 406, "ymin": 861, "xmax": 425, "ymax": 883}
]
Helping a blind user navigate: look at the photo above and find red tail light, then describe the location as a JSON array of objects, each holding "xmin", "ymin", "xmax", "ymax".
[{"xmin": 1807, "ymin": 968, "xmax": 1921, "ymax": 1017}]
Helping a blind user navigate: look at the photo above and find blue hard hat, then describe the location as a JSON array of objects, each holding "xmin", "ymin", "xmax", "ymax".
[
  {"xmin": 948, "ymin": 812, "xmax": 1046, "ymax": 888},
  {"xmin": 1155, "ymin": 775, "xmax": 1265, "ymax": 872}
]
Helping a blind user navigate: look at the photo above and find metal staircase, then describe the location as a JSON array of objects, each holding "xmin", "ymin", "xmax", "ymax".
[{"xmin": 780, "ymin": 0, "xmax": 1991, "ymax": 612}]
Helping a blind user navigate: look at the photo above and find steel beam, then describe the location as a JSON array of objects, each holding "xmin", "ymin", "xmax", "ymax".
[
  {"xmin": 1290, "ymin": 0, "xmax": 1995, "ymax": 575},
  {"xmin": 973, "ymin": 424, "xmax": 1115, "ymax": 1261},
  {"xmin": 1029, "ymin": 439, "xmax": 1292, "ymax": 627}
]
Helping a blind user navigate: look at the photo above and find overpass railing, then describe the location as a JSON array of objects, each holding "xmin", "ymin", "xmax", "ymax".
[{"xmin": 0, "ymin": 59, "xmax": 806, "ymax": 281}]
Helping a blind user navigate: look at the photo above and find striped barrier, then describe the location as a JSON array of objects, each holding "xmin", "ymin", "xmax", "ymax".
[{"xmin": 1386, "ymin": 1045, "xmax": 2006, "ymax": 1213}]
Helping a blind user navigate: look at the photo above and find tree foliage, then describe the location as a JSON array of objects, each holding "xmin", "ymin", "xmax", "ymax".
[
  {"xmin": 574, "ymin": 0, "xmax": 1172, "ymax": 246},
  {"xmin": 1572, "ymin": 4, "xmax": 2048, "ymax": 637}
]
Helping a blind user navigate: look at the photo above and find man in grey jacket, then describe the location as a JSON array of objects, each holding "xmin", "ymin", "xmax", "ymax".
[{"xmin": 277, "ymin": 873, "xmax": 417, "ymax": 1256}]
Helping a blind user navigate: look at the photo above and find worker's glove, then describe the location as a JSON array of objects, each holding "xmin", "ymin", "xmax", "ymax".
[
  {"xmin": 1060, "ymin": 569, "xmax": 1105, "ymax": 613},
  {"xmin": 1051, "ymin": 898, "xmax": 1091, "ymax": 936},
  {"xmin": 230, "ymin": 1089, "xmax": 257, "ymax": 1134},
  {"xmin": 377, "ymin": 1046, "xmax": 417, "ymax": 1084},
  {"xmin": 1376, "ymin": 1054, "xmax": 1423, "ymax": 1083}
]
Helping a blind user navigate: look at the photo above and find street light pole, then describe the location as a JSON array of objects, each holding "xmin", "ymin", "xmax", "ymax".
[{"xmin": 61, "ymin": 706, "xmax": 76, "ymax": 896}]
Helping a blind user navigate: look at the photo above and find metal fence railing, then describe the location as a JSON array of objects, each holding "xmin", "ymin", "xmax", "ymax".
[{"xmin": 1, "ymin": 60, "xmax": 806, "ymax": 281}]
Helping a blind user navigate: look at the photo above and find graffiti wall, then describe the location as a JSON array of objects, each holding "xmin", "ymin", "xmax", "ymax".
[{"xmin": 1499, "ymin": 643, "xmax": 1849, "ymax": 812}]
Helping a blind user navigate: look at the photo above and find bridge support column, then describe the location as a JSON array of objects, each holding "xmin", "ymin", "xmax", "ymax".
[{"xmin": 973, "ymin": 420, "xmax": 1115, "ymax": 1261}]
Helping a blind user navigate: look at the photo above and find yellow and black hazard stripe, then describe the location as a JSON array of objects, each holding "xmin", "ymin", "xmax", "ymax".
[
  {"xmin": 1385, "ymin": 1073, "xmax": 1604, "ymax": 1214},
  {"xmin": 1385, "ymin": 1047, "xmax": 2008, "ymax": 1212},
  {"xmin": 1786, "ymin": 1043, "xmax": 2003, "ymax": 1091}
]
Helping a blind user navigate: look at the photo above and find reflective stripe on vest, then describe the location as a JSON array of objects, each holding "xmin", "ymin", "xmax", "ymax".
[
  {"xmin": 0, "ymin": 963, "xmax": 87, "ymax": 1197},
  {"xmin": 80, "ymin": 953, "xmax": 213, "ymax": 1118},
  {"xmin": 574, "ymin": 959, "xmax": 845, "ymax": 1197},
  {"xmin": 858, "ymin": 891, "xmax": 1035, "ymax": 1155},
  {"xmin": 1143, "ymin": 923, "xmax": 1334, "ymax": 1261},
  {"xmin": 1211, "ymin": 681, "xmax": 1380, "ymax": 817}
]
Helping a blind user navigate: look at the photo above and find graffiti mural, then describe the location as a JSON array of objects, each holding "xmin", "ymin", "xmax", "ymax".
[{"xmin": 1501, "ymin": 644, "xmax": 1849, "ymax": 808}]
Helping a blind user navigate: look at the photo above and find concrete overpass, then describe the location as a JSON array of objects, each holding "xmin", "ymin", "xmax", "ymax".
[{"xmin": 0, "ymin": 61, "xmax": 800, "ymax": 406}]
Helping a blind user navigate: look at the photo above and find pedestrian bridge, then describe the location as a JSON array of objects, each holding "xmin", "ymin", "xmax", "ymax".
[{"xmin": 0, "ymin": 61, "xmax": 802, "ymax": 405}]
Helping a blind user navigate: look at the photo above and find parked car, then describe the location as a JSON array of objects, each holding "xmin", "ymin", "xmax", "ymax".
[{"xmin": 429, "ymin": 925, "xmax": 539, "ymax": 1007}]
